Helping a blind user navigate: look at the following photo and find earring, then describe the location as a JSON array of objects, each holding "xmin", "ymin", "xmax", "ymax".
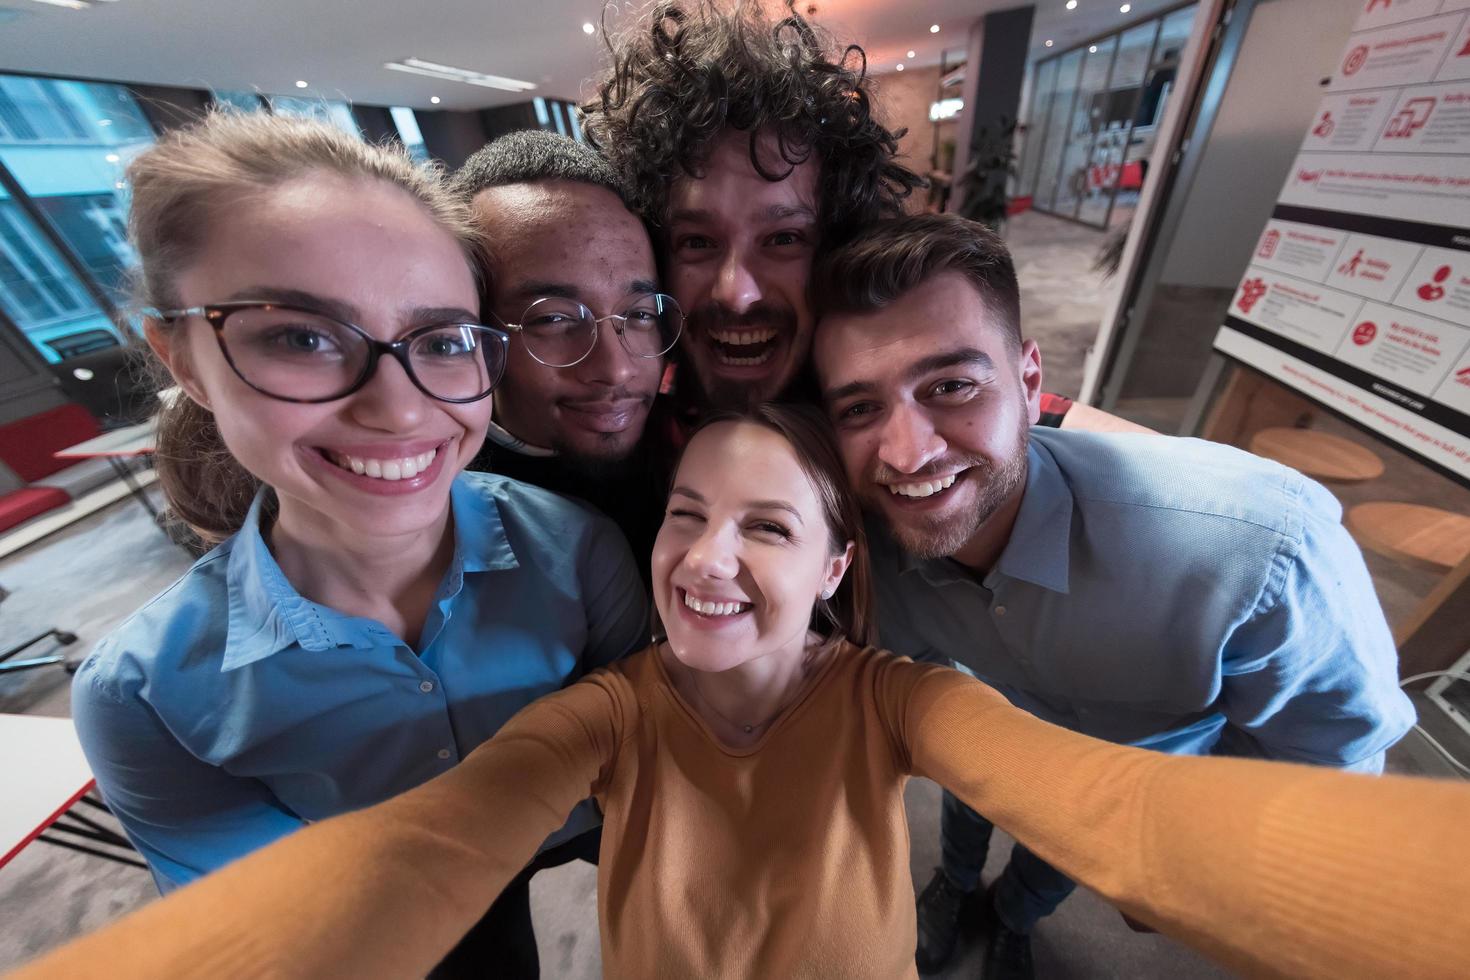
[{"xmin": 820, "ymin": 588, "xmax": 833, "ymax": 600}]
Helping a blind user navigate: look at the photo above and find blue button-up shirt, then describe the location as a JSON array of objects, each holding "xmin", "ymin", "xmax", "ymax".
[
  {"xmin": 870, "ymin": 427, "xmax": 1414, "ymax": 772},
  {"xmin": 73, "ymin": 472, "xmax": 648, "ymax": 891}
]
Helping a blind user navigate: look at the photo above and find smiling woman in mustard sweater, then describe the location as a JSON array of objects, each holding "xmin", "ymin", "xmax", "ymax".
[{"xmin": 16, "ymin": 406, "xmax": 1470, "ymax": 980}]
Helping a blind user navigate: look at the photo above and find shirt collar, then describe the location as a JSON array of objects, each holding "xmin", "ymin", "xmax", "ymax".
[
  {"xmin": 221, "ymin": 476, "xmax": 519, "ymax": 670},
  {"xmin": 487, "ymin": 394, "xmax": 556, "ymax": 458},
  {"xmin": 895, "ymin": 436, "xmax": 1072, "ymax": 595}
]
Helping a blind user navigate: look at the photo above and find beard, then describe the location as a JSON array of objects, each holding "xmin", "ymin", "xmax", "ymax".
[
  {"xmin": 685, "ymin": 300, "xmax": 800, "ymax": 410},
  {"xmin": 866, "ymin": 417, "xmax": 1031, "ymax": 561}
]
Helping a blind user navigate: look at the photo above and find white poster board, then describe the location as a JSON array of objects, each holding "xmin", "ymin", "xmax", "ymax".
[{"xmin": 1212, "ymin": 0, "xmax": 1470, "ymax": 483}]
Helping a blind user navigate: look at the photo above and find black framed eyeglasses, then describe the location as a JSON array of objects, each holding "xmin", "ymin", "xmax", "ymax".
[
  {"xmin": 152, "ymin": 302, "xmax": 510, "ymax": 404},
  {"xmin": 498, "ymin": 293, "xmax": 684, "ymax": 369}
]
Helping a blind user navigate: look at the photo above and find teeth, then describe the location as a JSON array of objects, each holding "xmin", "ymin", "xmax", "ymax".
[
  {"xmin": 333, "ymin": 448, "xmax": 437, "ymax": 481},
  {"xmin": 710, "ymin": 327, "xmax": 777, "ymax": 346},
  {"xmin": 714, "ymin": 347, "xmax": 776, "ymax": 367},
  {"xmin": 888, "ymin": 473, "xmax": 958, "ymax": 498},
  {"xmin": 682, "ymin": 592, "xmax": 751, "ymax": 616}
]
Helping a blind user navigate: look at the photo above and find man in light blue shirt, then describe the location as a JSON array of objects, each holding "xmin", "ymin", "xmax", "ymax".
[
  {"xmin": 811, "ymin": 214, "xmax": 1415, "ymax": 979},
  {"xmin": 74, "ymin": 471, "xmax": 646, "ymax": 887}
]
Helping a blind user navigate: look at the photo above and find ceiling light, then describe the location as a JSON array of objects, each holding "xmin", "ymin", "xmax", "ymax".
[
  {"xmin": 430, "ymin": 96, "xmax": 441, "ymax": 104},
  {"xmin": 1120, "ymin": 3, "xmax": 1131, "ymax": 10},
  {"xmin": 896, "ymin": 63, "xmax": 905, "ymax": 71},
  {"xmin": 384, "ymin": 58, "xmax": 537, "ymax": 93},
  {"xmin": 1045, "ymin": 39, "xmax": 1054, "ymax": 47},
  {"xmin": 104, "ymin": 152, "xmax": 119, "ymax": 163},
  {"xmin": 929, "ymin": 23, "xmax": 940, "ymax": 33},
  {"xmin": 582, "ymin": 21, "xmax": 595, "ymax": 34},
  {"xmin": 1066, "ymin": 0, "xmax": 1077, "ymax": 8},
  {"xmin": 907, "ymin": 49, "xmax": 916, "ymax": 58},
  {"xmin": 295, "ymin": 80, "xmax": 308, "ymax": 89},
  {"xmin": 1089, "ymin": 45, "xmax": 1097, "ymax": 52},
  {"xmin": 25, "ymin": 0, "xmax": 93, "ymax": 9},
  {"xmin": 97, "ymin": 118, "xmax": 112, "ymax": 126}
]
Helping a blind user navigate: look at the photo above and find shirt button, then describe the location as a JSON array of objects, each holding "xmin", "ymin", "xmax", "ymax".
[
  {"xmin": 994, "ymin": 605, "xmax": 1007, "ymax": 616},
  {"xmin": 419, "ymin": 680, "xmax": 435, "ymax": 693},
  {"xmin": 437, "ymin": 748, "xmax": 451, "ymax": 760}
]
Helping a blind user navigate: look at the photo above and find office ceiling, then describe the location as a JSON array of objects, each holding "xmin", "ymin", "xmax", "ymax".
[{"xmin": 0, "ymin": 0, "xmax": 1183, "ymax": 111}]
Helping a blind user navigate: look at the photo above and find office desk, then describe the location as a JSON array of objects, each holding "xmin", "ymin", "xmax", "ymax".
[
  {"xmin": 0, "ymin": 714, "xmax": 143, "ymax": 871},
  {"xmin": 53, "ymin": 421, "xmax": 159, "ymax": 521}
]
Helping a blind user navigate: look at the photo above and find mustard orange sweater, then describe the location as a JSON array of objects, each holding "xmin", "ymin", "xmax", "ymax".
[{"xmin": 13, "ymin": 645, "xmax": 1470, "ymax": 979}]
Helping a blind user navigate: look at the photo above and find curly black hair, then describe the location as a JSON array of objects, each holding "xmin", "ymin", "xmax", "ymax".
[{"xmin": 581, "ymin": 0, "xmax": 925, "ymax": 247}]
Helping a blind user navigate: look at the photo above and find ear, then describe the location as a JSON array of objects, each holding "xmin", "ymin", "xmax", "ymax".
[
  {"xmin": 821, "ymin": 539, "xmax": 856, "ymax": 599},
  {"xmin": 144, "ymin": 317, "xmax": 213, "ymax": 412},
  {"xmin": 1018, "ymin": 338, "xmax": 1043, "ymax": 426}
]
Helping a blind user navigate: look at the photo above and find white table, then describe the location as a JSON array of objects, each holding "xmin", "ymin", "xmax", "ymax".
[
  {"xmin": 0, "ymin": 713, "xmax": 142, "ymax": 870},
  {"xmin": 53, "ymin": 420, "xmax": 159, "ymax": 522}
]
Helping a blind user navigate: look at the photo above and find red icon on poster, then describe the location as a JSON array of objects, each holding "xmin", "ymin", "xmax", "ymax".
[
  {"xmin": 1237, "ymin": 278, "xmax": 1268, "ymax": 314},
  {"xmin": 1366, "ymin": 0, "xmax": 1391, "ymax": 10},
  {"xmin": 1457, "ymin": 366, "xmax": 1470, "ymax": 386},
  {"xmin": 1343, "ymin": 45, "xmax": 1370, "ymax": 76},
  {"xmin": 1384, "ymin": 98, "xmax": 1435, "ymax": 139},
  {"xmin": 1338, "ymin": 249, "xmax": 1366, "ymax": 277},
  {"xmin": 1460, "ymin": 36, "xmax": 1470, "ymax": 58},
  {"xmin": 1418, "ymin": 265, "xmax": 1451, "ymax": 302},
  {"xmin": 1312, "ymin": 111, "xmax": 1335, "ymax": 138},
  {"xmin": 1352, "ymin": 321, "xmax": 1378, "ymax": 346},
  {"xmin": 1258, "ymin": 230, "xmax": 1281, "ymax": 258},
  {"xmin": 1297, "ymin": 169, "xmax": 1322, "ymax": 184}
]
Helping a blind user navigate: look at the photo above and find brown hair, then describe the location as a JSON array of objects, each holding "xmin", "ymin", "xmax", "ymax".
[
  {"xmin": 812, "ymin": 213, "xmax": 1023, "ymax": 351},
  {"xmin": 127, "ymin": 110, "xmax": 484, "ymax": 545},
  {"xmin": 582, "ymin": 0, "xmax": 924, "ymax": 247},
  {"xmin": 666, "ymin": 403, "xmax": 876, "ymax": 649}
]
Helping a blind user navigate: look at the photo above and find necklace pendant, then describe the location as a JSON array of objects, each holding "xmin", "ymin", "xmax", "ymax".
[{"xmin": 743, "ymin": 724, "xmax": 754, "ymax": 734}]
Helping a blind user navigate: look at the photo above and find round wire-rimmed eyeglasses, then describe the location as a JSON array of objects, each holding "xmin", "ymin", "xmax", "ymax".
[
  {"xmin": 497, "ymin": 293, "xmax": 684, "ymax": 369},
  {"xmin": 151, "ymin": 301, "xmax": 511, "ymax": 404}
]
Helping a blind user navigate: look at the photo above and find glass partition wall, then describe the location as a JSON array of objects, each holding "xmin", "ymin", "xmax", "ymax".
[{"xmin": 1018, "ymin": 3, "xmax": 1197, "ymax": 229}]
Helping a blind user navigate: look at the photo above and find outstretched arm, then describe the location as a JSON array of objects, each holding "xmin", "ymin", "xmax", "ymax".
[
  {"xmin": 15, "ymin": 675, "xmax": 628, "ymax": 980},
  {"xmin": 891, "ymin": 660, "xmax": 1469, "ymax": 979}
]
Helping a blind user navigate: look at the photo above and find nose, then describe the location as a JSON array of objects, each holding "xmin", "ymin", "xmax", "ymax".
[
  {"xmin": 877, "ymin": 403, "xmax": 945, "ymax": 475},
  {"xmin": 710, "ymin": 248, "xmax": 761, "ymax": 314},
  {"xmin": 575, "ymin": 318, "xmax": 639, "ymax": 387},
  {"xmin": 683, "ymin": 521, "xmax": 740, "ymax": 582},
  {"xmin": 345, "ymin": 353, "xmax": 430, "ymax": 431}
]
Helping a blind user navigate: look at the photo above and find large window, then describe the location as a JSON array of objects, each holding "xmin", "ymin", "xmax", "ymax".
[
  {"xmin": 1018, "ymin": 3, "xmax": 1198, "ymax": 229},
  {"xmin": 0, "ymin": 74, "xmax": 154, "ymax": 362}
]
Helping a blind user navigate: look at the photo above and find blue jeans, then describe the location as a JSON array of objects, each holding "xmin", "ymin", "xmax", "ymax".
[{"xmin": 940, "ymin": 790, "xmax": 1076, "ymax": 934}]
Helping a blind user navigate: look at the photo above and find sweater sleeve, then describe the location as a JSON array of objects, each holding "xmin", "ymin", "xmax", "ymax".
[
  {"xmin": 889, "ymin": 659, "xmax": 1470, "ymax": 979},
  {"xmin": 14, "ymin": 670, "xmax": 632, "ymax": 980}
]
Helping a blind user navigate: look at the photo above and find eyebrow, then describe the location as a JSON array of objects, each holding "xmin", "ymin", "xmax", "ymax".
[
  {"xmin": 824, "ymin": 347, "xmax": 996, "ymax": 403},
  {"xmin": 511, "ymin": 276, "xmax": 661, "ymax": 302},
  {"xmin": 667, "ymin": 204, "xmax": 818, "ymax": 227},
  {"xmin": 221, "ymin": 287, "xmax": 477, "ymax": 327},
  {"xmin": 669, "ymin": 486, "xmax": 805, "ymax": 524}
]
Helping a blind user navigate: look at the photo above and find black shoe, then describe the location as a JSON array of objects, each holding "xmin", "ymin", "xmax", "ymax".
[
  {"xmin": 982, "ymin": 916, "xmax": 1035, "ymax": 980},
  {"xmin": 915, "ymin": 868, "xmax": 974, "ymax": 973}
]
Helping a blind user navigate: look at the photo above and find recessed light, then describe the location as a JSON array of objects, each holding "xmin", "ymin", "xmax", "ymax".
[
  {"xmin": 896, "ymin": 63, "xmax": 905, "ymax": 71},
  {"xmin": 1045, "ymin": 39, "xmax": 1054, "ymax": 47},
  {"xmin": 113, "ymin": 180, "xmax": 125, "ymax": 189},
  {"xmin": 582, "ymin": 21, "xmax": 595, "ymax": 34},
  {"xmin": 430, "ymin": 96, "xmax": 441, "ymax": 104},
  {"xmin": 1089, "ymin": 45, "xmax": 1097, "ymax": 52},
  {"xmin": 104, "ymin": 152, "xmax": 119, "ymax": 163},
  {"xmin": 1066, "ymin": 0, "xmax": 1077, "ymax": 9},
  {"xmin": 295, "ymin": 80, "xmax": 308, "ymax": 89},
  {"xmin": 97, "ymin": 119, "xmax": 112, "ymax": 126},
  {"xmin": 25, "ymin": 0, "xmax": 91, "ymax": 9},
  {"xmin": 907, "ymin": 49, "xmax": 916, "ymax": 59},
  {"xmin": 929, "ymin": 23, "xmax": 940, "ymax": 33},
  {"xmin": 1120, "ymin": 2, "xmax": 1131, "ymax": 10}
]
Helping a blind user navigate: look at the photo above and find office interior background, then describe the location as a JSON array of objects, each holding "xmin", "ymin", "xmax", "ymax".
[{"xmin": 1, "ymin": 0, "xmax": 1468, "ymax": 976}]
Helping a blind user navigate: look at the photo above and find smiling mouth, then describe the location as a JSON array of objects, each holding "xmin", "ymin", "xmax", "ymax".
[
  {"xmin": 709, "ymin": 327, "xmax": 779, "ymax": 367},
  {"xmin": 885, "ymin": 471, "xmax": 963, "ymax": 499},
  {"xmin": 324, "ymin": 447, "xmax": 439, "ymax": 481},
  {"xmin": 680, "ymin": 588, "xmax": 753, "ymax": 617}
]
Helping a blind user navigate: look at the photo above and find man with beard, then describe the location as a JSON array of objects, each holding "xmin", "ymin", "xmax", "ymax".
[
  {"xmin": 582, "ymin": 0, "xmax": 923, "ymax": 414},
  {"xmin": 455, "ymin": 131, "xmax": 677, "ymax": 565},
  {"xmin": 812, "ymin": 214, "xmax": 1415, "ymax": 979}
]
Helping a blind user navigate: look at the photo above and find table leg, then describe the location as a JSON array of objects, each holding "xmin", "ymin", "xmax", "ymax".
[{"xmin": 108, "ymin": 455, "xmax": 160, "ymax": 521}]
